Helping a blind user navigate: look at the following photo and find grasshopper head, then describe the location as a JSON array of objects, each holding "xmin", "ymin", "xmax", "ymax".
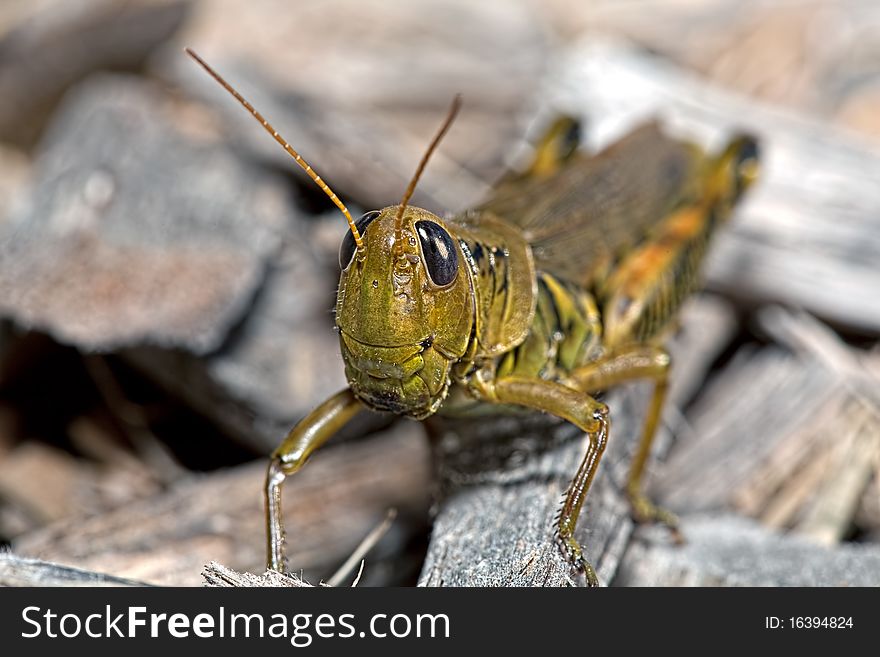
[
  {"xmin": 335, "ymin": 205, "xmax": 473, "ymax": 418},
  {"xmin": 184, "ymin": 51, "xmax": 470, "ymax": 418}
]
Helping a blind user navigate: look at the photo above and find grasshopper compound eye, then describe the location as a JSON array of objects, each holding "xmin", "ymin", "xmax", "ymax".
[
  {"xmin": 415, "ymin": 221, "xmax": 458, "ymax": 286},
  {"xmin": 339, "ymin": 210, "xmax": 380, "ymax": 269}
]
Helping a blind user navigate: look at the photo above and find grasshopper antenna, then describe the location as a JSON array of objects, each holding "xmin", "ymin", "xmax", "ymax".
[
  {"xmin": 185, "ymin": 48, "xmax": 364, "ymax": 252},
  {"xmin": 393, "ymin": 94, "xmax": 462, "ymax": 259}
]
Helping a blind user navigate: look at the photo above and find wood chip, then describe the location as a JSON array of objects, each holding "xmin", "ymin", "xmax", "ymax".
[
  {"xmin": 656, "ymin": 348, "xmax": 833, "ymax": 514},
  {"xmin": 797, "ymin": 411, "xmax": 880, "ymax": 545},
  {"xmin": 0, "ymin": 553, "xmax": 149, "ymax": 587},
  {"xmin": 202, "ymin": 561, "xmax": 314, "ymax": 588},
  {"xmin": 14, "ymin": 422, "xmax": 431, "ymax": 586},
  {"xmin": 615, "ymin": 514, "xmax": 880, "ymax": 587},
  {"xmin": 0, "ymin": 443, "xmax": 95, "ymax": 524},
  {"xmin": 0, "ymin": 0, "xmax": 189, "ymax": 147},
  {"xmin": 0, "ymin": 76, "xmax": 287, "ymax": 354},
  {"xmin": 168, "ymin": 0, "xmax": 551, "ymax": 210}
]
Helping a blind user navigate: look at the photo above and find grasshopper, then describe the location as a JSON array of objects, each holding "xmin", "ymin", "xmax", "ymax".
[{"xmin": 187, "ymin": 49, "xmax": 759, "ymax": 585}]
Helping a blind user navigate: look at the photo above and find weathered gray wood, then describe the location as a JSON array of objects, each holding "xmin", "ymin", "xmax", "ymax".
[
  {"xmin": 0, "ymin": 0, "xmax": 190, "ymax": 147},
  {"xmin": 0, "ymin": 553, "xmax": 149, "ymax": 587},
  {"xmin": 656, "ymin": 308, "xmax": 880, "ymax": 545},
  {"xmin": 855, "ymin": 472, "xmax": 880, "ymax": 540},
  {"xmin": 0, "ymin": 144, "xmax": 29, "ymax": 225},
  {"xmin": 545, "ymin": 39, "xmax": 880, "ymax": 334},
  {"xmin": 797, "ymin": 412, "xmax": 879, "ymax": 546},
  {"xmin": 0, "ymin": 75, "xmax": 284, "ymax": 355},
  {"xmin": 119, "ymin": 235, "xmax": 351, "ymax": 452},
  {"xmin": 614, "ymin": 514, "xmax": 880, "ymax": 586},
  {"xmin": 168, "ymin": 0, "xmax": 551, "ymax": 211},
  {"xmin": 655, "ymin": 348, "xmax": 833, "ymax": 514},
  {"xmin": 0, "ymin": 75, "xmax": 348, "ymax": 451},
  {"xmin": 0, "ymin": 554, "xmax": 306, "ymax": 588},
  {"xmin": 419, "ymin": 296, "xmax": 737, "ymax": 586},
  {"xmin": 569, "ymin": 0, "xmax": 880, "ymax": 134},
  {"xmin": 14, "ymin": 422, "xmax": 431, "ymax": 586},
  {"xmin": 0, "ymin": 440, "xmax": 162, "ymax": 536},
  {"xmin": 202, "ymin": 561, "xmax": 313, "ymax": 588},
  {"xmin": 754, "ymin": 309, "xmax": 880, "ymax": 541}
]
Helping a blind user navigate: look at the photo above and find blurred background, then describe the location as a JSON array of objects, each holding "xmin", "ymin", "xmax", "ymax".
[{"xmin": 0, "ymin": 0, "xmax": 879, "ymax": 586}]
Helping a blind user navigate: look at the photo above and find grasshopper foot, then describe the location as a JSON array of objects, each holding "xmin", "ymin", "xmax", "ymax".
[
  {"xmin": 626, "ymin": 489, "xmax": 684, "ymax": 545},
  {"xmin": 556, "ymin": 530, "xmax": 600, "ymax": 587},
  {"xmin": 574, "ymin": 551, "xmax": 600, "ymax": 588}
]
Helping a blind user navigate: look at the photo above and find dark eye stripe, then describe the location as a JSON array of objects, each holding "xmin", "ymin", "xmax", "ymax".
[
  {"xmin": 415, "ymin": 220, "xmax": 458, "ymax": 286},
  {"xmin": 339, "ymin": 210, "xmax": 380, "ymax": 270}
]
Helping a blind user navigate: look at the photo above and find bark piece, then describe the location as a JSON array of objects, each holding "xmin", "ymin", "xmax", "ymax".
[
  {"xmin": 120, "ymin": 237, "xmax": 350, "ymax": 453},
  {"xmin": 0, "ymin": 73, "xmax": 351, "ymax": 450},
  {"xmin": 614, "ymin": 514, "xmax": 880, "ymax": 586},
  {"xmin": 167, "ymin": 0, "xmax": 551, "ymax": 211},
  {"xmin": 202, "ymin": 561, "xmax": 314, "ymax": 587},
  {"xmin": 14, "ymin": 422, "xmax": 431, "ymax": 586},
  {"xmin": 655, "ymin": 348, "xmax": 832, "ymax": 514},
  {"xmin": 0, "ymin": 552, "xmax": 149, "ymax": 587},
  {"xmin": 0, "ymin": 144, "xmax": 30, "ymax": 225},
  {"xmin": 658, "ymin": 308, "xmax": 880, "ymax": 547},
  {"xmin": 0, "ymin": 0, "xmax": 190, "ymax": 147},
  {"xmin": 0, "ymin": 75, "xmax": 287, "ymax": 355}
]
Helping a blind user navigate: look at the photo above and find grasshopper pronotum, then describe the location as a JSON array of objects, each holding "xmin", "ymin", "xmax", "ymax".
[{"xmin": 187, "ymin": 49, "xmax": 759, "ymax": 585}]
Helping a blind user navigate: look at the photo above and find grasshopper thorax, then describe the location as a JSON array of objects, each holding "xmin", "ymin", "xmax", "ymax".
[{"xmin": 336, "ymin": 206, "xmax": 473, "ymax": 418}]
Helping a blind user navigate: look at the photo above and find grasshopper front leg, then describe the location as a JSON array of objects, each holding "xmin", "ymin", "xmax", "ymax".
[
  {"xmin": 564, "ymin": 345, "xmax": 681, "ymax": 537},
  {"xmin": 265, "ymin": 389, "xmax": 364, "ymax": 572},
  {"xmin": 483, "ymin": 376, "xmax": 609, "ymax": 586}
]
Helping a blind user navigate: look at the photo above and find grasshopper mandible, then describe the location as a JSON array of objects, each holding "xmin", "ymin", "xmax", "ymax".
[{"xmin": 186, "ymin": 49, "xmax": 759, "ymax": 585}]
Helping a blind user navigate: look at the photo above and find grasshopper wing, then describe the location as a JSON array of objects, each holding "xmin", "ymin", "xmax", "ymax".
[{"xmin": 480, "ymin": 122, "xmax": 705, "ymax": 289}]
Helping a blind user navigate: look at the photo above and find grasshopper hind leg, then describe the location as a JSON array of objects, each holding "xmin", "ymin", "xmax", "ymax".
[
  {"xmin": 623, "ymin": 364, "xmax": 683, "ymax": 543},
  {"xmin": 525, "ymin": 115, "xmax": 583, "ymax": 179},
  {"xmin": 495, "ymin": 115, "xmax": 584, "ymax": 187}
]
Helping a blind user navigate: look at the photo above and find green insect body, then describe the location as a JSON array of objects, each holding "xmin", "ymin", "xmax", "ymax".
[{"xmin": 187, "ymin": 50, "xmax": 759, "ymax": 585}]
